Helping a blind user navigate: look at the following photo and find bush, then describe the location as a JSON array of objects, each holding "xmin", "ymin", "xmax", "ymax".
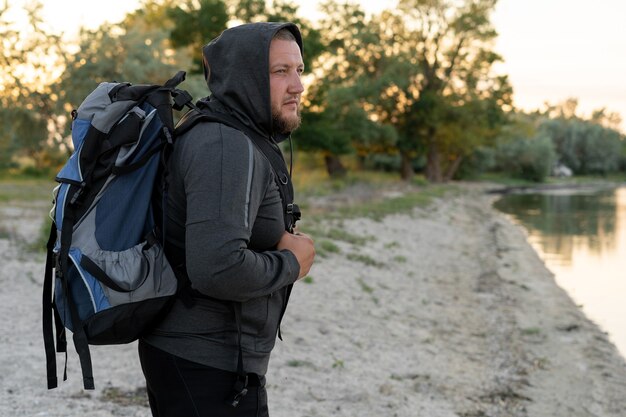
[
  {"xmin": 454, "ymin": 146, "xmax": 496, "ymax": 179},
  {"xmin": 540, "ymin": 118, "xmax": 623, "ymax": 175},
  {"xmin": 495, "ymin": 134, "xmax": 556, "ymax": 182}
]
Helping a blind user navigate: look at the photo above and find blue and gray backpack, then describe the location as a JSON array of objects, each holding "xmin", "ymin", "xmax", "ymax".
[{"xmin": 42, "ymin": 71, "xmax": 194, "ymax": 390}]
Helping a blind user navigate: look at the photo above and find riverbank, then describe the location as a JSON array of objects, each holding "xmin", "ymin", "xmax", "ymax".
[{"xmin": 1, "ymin": 182, "xmax": 625, "ymax": 416}]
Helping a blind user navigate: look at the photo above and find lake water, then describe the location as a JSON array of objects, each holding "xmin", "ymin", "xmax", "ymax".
[{"xmin": 494, "ymin": 185, "xmax": 626, "ymax": 358}]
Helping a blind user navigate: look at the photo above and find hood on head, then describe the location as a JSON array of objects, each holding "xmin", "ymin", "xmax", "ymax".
[{"xmin": 201, "ymin": 22, "xmax": 303, "ymax": 138}]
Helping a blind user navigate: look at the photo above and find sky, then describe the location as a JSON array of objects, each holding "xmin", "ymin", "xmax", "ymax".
[{"xmin": 25, "ymin": 0, "xmax": 626, "ymax": 131}]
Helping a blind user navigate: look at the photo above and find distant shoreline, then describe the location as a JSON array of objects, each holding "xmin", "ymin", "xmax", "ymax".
[{"xmin": 486, "ymin": 180, "xmax": 625, "ymax": 195}]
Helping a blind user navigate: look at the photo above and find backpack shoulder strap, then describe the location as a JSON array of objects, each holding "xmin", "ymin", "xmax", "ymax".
[{"xmin": 175, "ymin": 109, "xmax": 299, "ymax": 231}]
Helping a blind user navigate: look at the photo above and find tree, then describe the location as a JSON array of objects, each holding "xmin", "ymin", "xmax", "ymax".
[
  {"xmin": 540, "ymin": 117, "xmax": 623, "ymax": 176},
  {"xmin": 295, "ymin": 1, "xmax": 400, "ymax": 176},
  {"xmin": 495, "ymin": 133, "xmax": 556, "ymax": 182},
  {"xmin": 431, "ymin": 94, "xmax": 508, "ymax": 181},
  {"xmin": 307, "ymin": 0, "xmax": 510, "ymax": 181},
  {"xmin": 56, "ymin": 19, "xmax": 198, "ymax": 142},
  {"xmin": 391, "ymin": 0, "xmax": 512, "ymax": 181},
  {"xmin": 123, "ymin": 0, "xmax": 230, "ymax": 74},
  {"xmin": 590, "ymin": 107, "xmax": 623, "ymax": 131},
  {"xmin": 166, "ymin": 0, "xmax": 230, "ymax": 73},
  {"xmin": 296, "ymin": 87, "xmax": 396, "ymax": 176},
  {"xmin": 0, "ymin": 1, "xmax": 67, "ymax": 169}
]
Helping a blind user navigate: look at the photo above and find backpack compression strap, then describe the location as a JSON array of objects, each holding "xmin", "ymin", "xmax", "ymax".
[
  {"xmin": 43, "ymin": 222, "xmax": 60, "ymax": 389},
  {"xmin": 58, "ymin": 187, "xmax": 96, "ymax": 390}
]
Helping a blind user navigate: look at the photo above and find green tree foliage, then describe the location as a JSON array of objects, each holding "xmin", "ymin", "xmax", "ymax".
[
  {"xmin": 433, "ymin": 96, "xmax": 507, "ymax": 180},
  {"xmin": 228, "ymin": 0, "xmax": 267, "ymax": 21},
  {"xmin": 56, "ymin": 20, "xmax": 196, "ymax": 141},
  {"xmin": 590, "ymin": 107, "xmax": 622, "ymax": 132},
  {"xmin": 392, "ymin": 0, "xmax": 512, "ymax": 182},
  {"xmin": 540, "ymin": 118, "xmax": 623, "ymax": 176},
  {"xmin": 166, "ymin": 0, "xmax": 229, "ymax": 73},
  {"xmin": 306, "ymin": 0, "xmax": 511, "ymax": 181},
  {"xmin": 495, "ymin": 131, "xmax": 556, "ymax": 182},
  {"xmin": 123, "ymin": 0, "xmax": 229, "ymax": 74},
  {"xmin": 296, "ymin": 94, "xmax": 396, "ymax": 176},
  {"xmin": 296, "ymin": 1, "xmax": 401, "ymax": 176},
  {"xmin": 0, "ymin": 1, "xmax": 66, "ymax": 169},
  {"xmin": 119, "ymin": 0, "xmax": 214, "ymax": 97},
  {"xmin": 490, "ymin": 106, "xmax": 625, "ymax": 181}
]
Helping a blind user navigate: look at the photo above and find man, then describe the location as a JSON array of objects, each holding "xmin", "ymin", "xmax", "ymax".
[{"xmin": 138, "ymin": 22, "xmax": 315, "ymax": 416}]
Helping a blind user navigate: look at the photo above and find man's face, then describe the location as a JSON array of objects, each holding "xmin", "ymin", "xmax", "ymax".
[{"xmin": 269, "ymin": 38, "xmax": 305, "ymax": 134}]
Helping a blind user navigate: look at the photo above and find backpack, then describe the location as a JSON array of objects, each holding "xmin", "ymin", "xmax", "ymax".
[{"xmin": 42, "ymin": 71, "xmax": 195, "ymax": 390}]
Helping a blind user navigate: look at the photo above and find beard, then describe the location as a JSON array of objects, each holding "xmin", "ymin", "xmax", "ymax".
[{"xmin": 272, "ymin": 105, "xmax": 301, "ymax": 134}]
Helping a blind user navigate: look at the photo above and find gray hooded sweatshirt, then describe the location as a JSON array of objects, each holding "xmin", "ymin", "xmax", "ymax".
[{"xmin": 142, "ymin": 22, "xmax": 303, "ymax": 376}]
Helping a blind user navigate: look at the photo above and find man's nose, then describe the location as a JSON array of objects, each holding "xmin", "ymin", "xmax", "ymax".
[{"xmin": 289, "ymin": 72, "xmax": 304, "ymax": 94}]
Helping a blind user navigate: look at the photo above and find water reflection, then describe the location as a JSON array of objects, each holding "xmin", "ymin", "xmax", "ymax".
[
  {"xmin": 494, "ymin": 186, "xmax": 626, "ymax": 358},
  {"xmin": 494, "ymin": 188, "xmax": 618, "ymax": 266}
]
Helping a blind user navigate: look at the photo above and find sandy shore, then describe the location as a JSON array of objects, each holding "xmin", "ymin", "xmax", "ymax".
[{"xmin": 1, "ymin": 183, "xmax": 625, "ymax": 416}]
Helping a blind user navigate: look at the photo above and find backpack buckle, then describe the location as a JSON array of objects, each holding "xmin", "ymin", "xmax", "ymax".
[
  {"xmin": 286, "ymin": 203, "xmax": 301, "ymax": 222},
  {"xmin": 171, "ymin": 89, "xmax": 193, "ymax": 111},
  {"xmin": 69, "ymin": 182, "xmax": 87, "ymax": 205}
]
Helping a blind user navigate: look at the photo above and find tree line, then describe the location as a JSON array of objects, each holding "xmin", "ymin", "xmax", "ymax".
[{"xmin": 1, "ymin": 0, "xmax": 624, "ymax": 182}]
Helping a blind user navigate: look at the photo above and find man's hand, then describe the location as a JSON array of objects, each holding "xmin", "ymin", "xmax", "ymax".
[{"xmin": 277, "ymin": 229, "xmax": 315, "ymax": 279}]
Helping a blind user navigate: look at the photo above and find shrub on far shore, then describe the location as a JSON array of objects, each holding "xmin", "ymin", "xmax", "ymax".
[{"xmin": 495, "ymin": 134, "xmax": 556, "ymax": 182}]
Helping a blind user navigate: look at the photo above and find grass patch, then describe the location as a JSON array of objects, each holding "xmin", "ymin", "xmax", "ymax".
[
  {"xmin": 293, "ymin": 169, "xmax": 452, "ymax": 221},
  {"xmin": 392, "ymin": 255, "xmax": 407, "ymax": 263},
  {"xmin": 293, "ymin": 169, "xmax": 407, "ymax": 198},
  {"xmin": 287, "ymin": 359, "xmax": 316, "ymax": 368},
  {"xmin": 347, "ymin": 253, "xmax": 385, "ymax": 268},
  {"xmin": 325, "ymin": 228, "xmax": 370, "ymax": 245},
  {"xmin": 357, "ymin": 277, "xmax": 374, "ymax": 294},
  {"xmin": 301, "ymin": 225, "xmax": 372, "ymax": 246},
  {"xmin": 100, "ymin": 386, "xmax": 149, "ymax": 408},
  {"xmin": 334, "ymin": 184, "xmax": 456, "ymax": 221},
  {"xmin": 0, "ymin": 177, "xmax": 55, "ymax": 203},
  {"xmin": 316, "ymin": 240, "xmax": 341, "ymax": 258},
  {"xmin": 521, "ymin": 327, "xmax": 541, "ymax": 336},
  {"xmin": 331, "ymin": 358, "xmax": 345, "ymax": 369}
]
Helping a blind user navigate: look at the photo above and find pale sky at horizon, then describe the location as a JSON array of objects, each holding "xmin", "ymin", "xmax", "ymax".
[{"xmin": 21, "ymin": 0, "xmax": 626, "ymax": 131}]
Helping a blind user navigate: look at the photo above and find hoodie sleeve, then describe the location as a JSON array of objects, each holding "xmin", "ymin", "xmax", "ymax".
[{"xmin": 179, "ymin": 123, "xmax": 300, "ymax": 302}]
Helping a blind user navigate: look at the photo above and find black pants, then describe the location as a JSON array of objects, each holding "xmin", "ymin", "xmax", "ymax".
[{"xmin": 138, "ymin": 341, "xmax": 269, "ymax": 417}]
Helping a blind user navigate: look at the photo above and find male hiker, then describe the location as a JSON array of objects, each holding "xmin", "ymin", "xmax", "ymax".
[{"xmin": 138, "ymin": 22, "xmax": 315, "ymax": 416}]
